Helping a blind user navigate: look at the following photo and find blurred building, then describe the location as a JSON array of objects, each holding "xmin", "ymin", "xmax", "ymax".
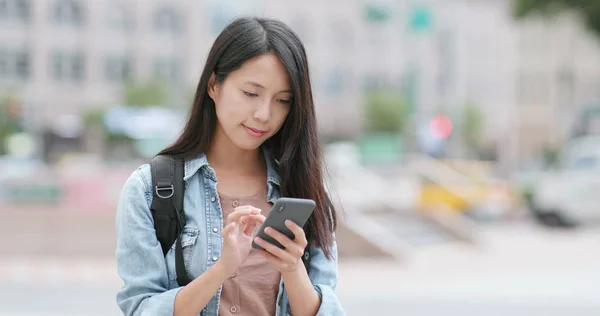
[
  {"xmin": 2, "ymin": 0, "xmax": 600, "ymax": 167},
  {"xmin": 0, "ymin": 0, "xmax": 207, "ymax": 124},
  {"xmin": 516, "ymin": 13, "xmax": 600, "ymax": 160},
  {"xmin": 0, "ymin": 0, "xmax": 369, "ymax": 138}
]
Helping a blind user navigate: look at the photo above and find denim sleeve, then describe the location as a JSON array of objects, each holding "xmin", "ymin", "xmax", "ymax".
[
  {"xmin": 309, "ymin": 237, "xmax": 347, "ymax": 316},
  {"xmin": 115, "ymin": 166, "xmax": 183, "ymax": 316}
]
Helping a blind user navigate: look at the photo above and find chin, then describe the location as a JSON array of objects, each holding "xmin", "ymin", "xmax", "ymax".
[{"xmin": 232, "ymin": 139, "xmax": 265, "ymax": 151}]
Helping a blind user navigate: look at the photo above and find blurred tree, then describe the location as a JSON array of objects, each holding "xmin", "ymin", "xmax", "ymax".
[
  {"xmin": 0, "ymin": 104, "xmax": 8, "ymax": 155},
  {"xmin": 461, "ymin": 103, "xmax": 484, "ymax": 152},
  {"xmin": 0, "ymin": 94, "xmax": 24, "ymax": 155},
  {"xmin": 123, "ymin": 78, "xmax": 169, "ymax": 107},
  {"xmin": 364, "ymin": 90, "xmax": 408, "ymax": 134},
  {"xmin": 542, "ymin": 145, "xmax": 560, "ymax": 168},
  {"xmin": 361, "ymin": 90, "xmax": 407, "ymax": 164},
  {"xmin": 513, "ymin": 0, "xmax": 600, "ymax": 38}
]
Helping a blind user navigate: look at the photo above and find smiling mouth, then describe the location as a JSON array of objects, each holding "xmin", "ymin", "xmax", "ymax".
[{"xmin": 243, "ymin": 125, "xmax": 267, "ymax": 137}]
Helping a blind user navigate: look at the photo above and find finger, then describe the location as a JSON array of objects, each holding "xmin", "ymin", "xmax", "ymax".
[
  {"xmin": 263, "ymin": 227, "xmax": 297, "ymax": 251},
  {"xmin": 240, "ymin": 214, "xmax": 265, "ymax": 234},
  {"xmin": 240, "ymin": 214, "xmax": 266, "ymax": 225},
  {"xmin": 221, "ymin": 222, "xmax": 236, "ymax": 237},
  {"xmin": 253, "ymin": 237, "xmax": 297, "ymax": 263},
  {"xmin": 285, "ymin": 220, "xmax": 308, "ymax": 246},
  {"xmin": 227, "ymin": 206, "xmax": 261, "ymax": 224},
  {"xmin": 242, "ymin": 216, "xmax": 264, "ymax": 236}
]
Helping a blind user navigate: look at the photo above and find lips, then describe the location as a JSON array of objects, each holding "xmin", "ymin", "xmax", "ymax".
[{"xmin": 242, "ymin": 125, "xmax": 267, "ymax": 138}]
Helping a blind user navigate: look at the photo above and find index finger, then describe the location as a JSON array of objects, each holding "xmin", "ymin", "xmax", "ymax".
[
  {"xmin": 227, "ymin": 206, "xmax": 261, "ymax": 223},
  {"xmin": 239, "ymin": 214, "xmax": 266, "ymax": 225},
  {"xmin": 284, "ymin": 220, "xmax": 307, "ymax": 244}
]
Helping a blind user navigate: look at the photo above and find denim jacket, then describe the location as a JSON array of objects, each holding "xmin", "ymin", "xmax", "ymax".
[{"xmin": 115, "ymin": 150, "xmax": 346, "ymax": 316}]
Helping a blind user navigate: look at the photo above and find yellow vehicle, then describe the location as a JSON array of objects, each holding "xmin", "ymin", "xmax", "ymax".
[{"xmin": 418, "ymin": 159, "xmax": 517, "ymax": 214}]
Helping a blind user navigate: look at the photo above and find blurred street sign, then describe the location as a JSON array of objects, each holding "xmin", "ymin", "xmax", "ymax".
[
  {"xmin": 359, "ymin": 133, "xmax": 403, "ymax": 165},
  {"xmin": 364, "ymin": 5, "xmax": 391, "ymax": 23},
  {"xmin": 4, "ymin": 183, "xmax": 62, "ymax": 205},
  {"xmin": 408, "ymin": 4, "xmax": 433, "ymax": 33}
]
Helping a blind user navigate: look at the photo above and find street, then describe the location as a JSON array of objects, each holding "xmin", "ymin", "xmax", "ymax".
[{"xmin": 0, "ymin": 216, "xmax": 598, "ymax": 316}]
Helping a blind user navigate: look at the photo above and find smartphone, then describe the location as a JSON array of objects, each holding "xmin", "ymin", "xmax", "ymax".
[{"xmin": 252, "ymin": 197, "xmax": 316, "ymax": 250}]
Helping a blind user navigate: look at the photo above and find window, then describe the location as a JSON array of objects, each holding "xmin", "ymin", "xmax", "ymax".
[
  {"xmin": 0, "ymin": 50, "xmax": 9, "ymax": 78},
  {"xmin": 153, "ymin": 6, "xmax": 181, "ymax": 34},
  {"xmin": 154, "ymin": 57, "xmax": 180, "ymax": 82},
  {"xmin": 52, "ymin": 0, "xmax": 84, "ymax": 27},
  {"xmin": 0, "ymin": 47, "xmax": 30, "ymax": 80},
  {"xmin": 208, "ymin": 0, "xmax": 258, "ymax": 36},
  {"xmin": 0, "ymin": 0, "xmax": 30, "ymax": 22},
  {"xmin": 51, "ymin": 51, "xmax": 84, "ymax": 81},
  {"xmin": 323, "ymin": 69, "xmax": 346, "ymax": 95},
  {"xmin": 107, "ymin": 5, "xmax": 133, "ymax": 31},
  {"xmin": 105, "ymin": 55, "xmax": 132, "ymax": 82},
  {"xmin": 14, "ymin": 49, "xmax": 29, "ymax": 78}
]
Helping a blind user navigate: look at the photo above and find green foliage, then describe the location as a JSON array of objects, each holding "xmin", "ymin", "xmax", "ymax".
[
  {"xmin": 123, "ymin": 78, "xmax": 169, "ymax": 107},
  {"xmin": 0, "ymin": 94, "xmax": 23, "ymax": 155},
  {"xmin": 461, "ymin": 103, "xmax": 484, "ymax": 150},
  {"xmin": 513, "ymin": 0, "xmax": 600, "ymax": 38},
  {"xmin": 0, "ymin": 104, "xmax": 9, "ymax": 155},
  {"xmin": 82, "ymin": 108, "xmax": 106, "ymax": 128},
  {"xmin": 542, "ymin": 145, "xmax": 560, "ymax": 168},
  {"xmin": 364, "ymin": 90, "xmax": 407, "ymax": 133}
]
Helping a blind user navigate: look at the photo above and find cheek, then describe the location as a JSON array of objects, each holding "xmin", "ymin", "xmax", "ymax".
[
  {"xmin": 215, "ymin": 94, "xmax": 247, "ymax": 125},
  {"xmin": 271, "ymin": 106, "xmax": 291, "ymax": 129}
]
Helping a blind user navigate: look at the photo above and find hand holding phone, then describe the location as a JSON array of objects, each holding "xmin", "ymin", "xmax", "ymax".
[{"xmin": 252, "ymin": 197, "xmax": 315, "ymax": 250}]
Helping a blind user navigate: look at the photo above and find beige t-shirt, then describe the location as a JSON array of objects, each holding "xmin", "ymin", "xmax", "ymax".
[{"xmin": 218, "ymin": 188, "xmax": 281, "ymax": 316}]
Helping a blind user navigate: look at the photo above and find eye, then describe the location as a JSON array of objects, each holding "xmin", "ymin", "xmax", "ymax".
[
  {"xmin": 278, "ymin": 99, "xmax": 292, "ymax": 105},
  {"xmin": 242, "ymin": 91, "xmax": 258, "ymax": 97}
]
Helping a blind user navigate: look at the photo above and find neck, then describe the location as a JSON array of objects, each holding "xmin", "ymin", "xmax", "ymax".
[{"xmin": 207, "ymin": 126, "xmax": 264, "ymax": 175}]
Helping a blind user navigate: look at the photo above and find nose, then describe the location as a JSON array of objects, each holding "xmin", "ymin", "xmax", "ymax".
[{"xmin": 253, "ymin": 100, "xmax": 270, "ymax": 122}]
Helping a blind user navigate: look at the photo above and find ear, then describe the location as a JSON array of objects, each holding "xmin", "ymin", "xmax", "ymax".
[{"xmin": 207, "ymin": 73, "xmax": 219, "ymax": 101}]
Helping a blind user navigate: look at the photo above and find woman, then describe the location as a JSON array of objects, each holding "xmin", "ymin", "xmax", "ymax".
[{"xmin": 115, "ymin": 17, "xmax": 345, "ymax": 316}]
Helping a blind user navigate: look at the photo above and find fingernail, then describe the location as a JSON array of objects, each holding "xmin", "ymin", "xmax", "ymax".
[
  {"xmin": 265, "ymin": 227, "xmax": 271, "ymax": 233},
  {"xmin": 251, "ymin": 209, "xmax": 260, "ymax": 214},
  {"xmin": 285, "ymin": 220, "xmax": 292, "ymax": 225}
]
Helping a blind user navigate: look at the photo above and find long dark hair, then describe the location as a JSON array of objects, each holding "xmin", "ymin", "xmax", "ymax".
[{"xmin": 159, "ymin": 17, "xmax": 337, "ymax": 258}]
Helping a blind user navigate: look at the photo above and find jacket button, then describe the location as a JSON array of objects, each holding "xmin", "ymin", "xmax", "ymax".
[
  {"xmin": 232, "ymin": 200, "xmax": 239, "ymax": 207},
  {"xmin": 210, "ymin": 196, "xmax": 216, "ymax": 202},
  {"xmin": 229, "ymin": 306, "xmax": 238, "ymax": 313},
  {"xmin": 212, "ymin": 256, "xmax": 218, "ymax": 261}
]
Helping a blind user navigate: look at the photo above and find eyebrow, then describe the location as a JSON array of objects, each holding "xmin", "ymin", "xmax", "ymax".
[{"xmin": 244, "ymin": 81, "xmax": 292, "ymax": 94}]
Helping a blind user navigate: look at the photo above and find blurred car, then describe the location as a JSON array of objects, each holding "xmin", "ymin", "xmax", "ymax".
[{"xmin": 532, "ymin": 136, "xmax": 600, "ymax": 227}]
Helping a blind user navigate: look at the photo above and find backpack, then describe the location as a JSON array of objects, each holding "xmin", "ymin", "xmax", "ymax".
[{"xmin": 150, "ymin": 155, "xmax": 312, "ymax": 286}]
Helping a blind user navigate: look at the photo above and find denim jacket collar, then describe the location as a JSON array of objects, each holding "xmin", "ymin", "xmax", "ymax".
[{"xmin": 183, "ymin": 147, "xmax": 281, "ymax": 187}]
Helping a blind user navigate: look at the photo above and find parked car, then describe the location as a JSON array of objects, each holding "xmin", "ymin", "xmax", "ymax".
[{"xmin": 532, "ymin": 136, "xmax": 600, "ymax": 227}]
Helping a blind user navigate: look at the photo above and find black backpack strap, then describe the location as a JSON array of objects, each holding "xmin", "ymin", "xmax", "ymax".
[{"xmin": 150, "ymin": 155, "xmax": 193, "ymax": 286}]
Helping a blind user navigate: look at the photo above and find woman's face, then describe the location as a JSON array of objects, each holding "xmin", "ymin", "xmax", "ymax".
[{"xmin": 208, "ymin": 52, "xmax": 292, "ymax": 151}]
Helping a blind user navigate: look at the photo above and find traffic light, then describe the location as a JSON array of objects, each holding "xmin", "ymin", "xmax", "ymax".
[{"xmin": 429, "ymin": 115, "xmax": 452, "ymax": 139}]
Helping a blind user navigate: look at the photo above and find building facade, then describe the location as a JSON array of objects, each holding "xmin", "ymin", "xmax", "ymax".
[{"xmin": 2, "ymin": 0, "xmax": 600, "ymax": 167}]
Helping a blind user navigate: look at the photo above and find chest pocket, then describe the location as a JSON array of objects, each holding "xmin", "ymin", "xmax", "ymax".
[{"xmin": 166, "ymin": 228, "xmax": 199, "ymax": 284}]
